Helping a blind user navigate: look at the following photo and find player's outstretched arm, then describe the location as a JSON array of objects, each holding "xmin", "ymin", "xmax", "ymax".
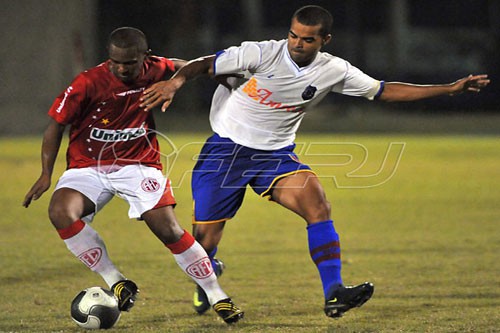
[
  {"xmin": 22, "ymin": 119, "xmax": 65, "ymax": 208},
  {"xmin": 378, "ymin": 74, "xmax": 490, "ymax": 102},
  {"xmin": 170, "ymin": 58, "xmax": 188, "ymax": 71},
  {"xmin": 141, "ymin": 55, "xmax": 216, "ymax": 112}
]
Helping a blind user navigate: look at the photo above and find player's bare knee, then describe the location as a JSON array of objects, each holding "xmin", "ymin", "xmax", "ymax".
[
  {"xmin": 162, "ymin": 233, "xmax": 183, "ymax": 245},
  {"xmin": 153, "ymin": 227, "xmax": 183, "ymax": 245},
  {"xmin": 193, "ymin": 223, "xmax": 224, "ymax": 251},
  {"xmin": 48, "ymin": 203, "xmax": 76, "ymax": 229},
  {"xmin": 305, "ymin": 199, "xmax": 331, "ymax": 223},
  {"xmin": 193, "ymin": 226, "xmax": 212, "ymax": 244},
  {"xmin": 323, "ymin": 199, "xmax": 332, "ymax": 216},
  {"xmin": 145, "ymin": 217, "xmax": 184, "ymax": 244}
]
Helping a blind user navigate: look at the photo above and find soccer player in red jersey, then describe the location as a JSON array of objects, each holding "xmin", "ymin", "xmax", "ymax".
[{"xmin": 22, "ymin": 27, "xmax": 243, "ymax": 324}]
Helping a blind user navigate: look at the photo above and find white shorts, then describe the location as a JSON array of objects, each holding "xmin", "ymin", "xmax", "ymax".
[{"xmin": 55, "ymin": 165, "xmax": 175, "ymax": 222}]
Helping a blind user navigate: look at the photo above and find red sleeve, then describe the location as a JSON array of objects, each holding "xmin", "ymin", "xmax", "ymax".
[
  {"xmin": 147, "ymin": 56, "xmax": 176, "ymax": 78},
  {"xmin": 165, "ymin": 58, "xmax": 176, "ymax": 73},
  {"xmin": 158, "ymin": 56, "xmax": 176, "ymax": 73},
  {"xmin": 48, "ymin": 74, "xmax": 90, "ymax": 125}
]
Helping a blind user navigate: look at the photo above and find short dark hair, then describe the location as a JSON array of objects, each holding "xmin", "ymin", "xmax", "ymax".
[
  {"xmin": 107, "ymin": 27, "xmax": 148, "ymax": 53},
  {"xmin": 292, "ymin": 5, "xmax": 333, "ymax": 37}
]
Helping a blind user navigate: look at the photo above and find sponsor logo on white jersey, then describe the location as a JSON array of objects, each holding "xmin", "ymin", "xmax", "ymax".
[
  {"xmin": 242, "ymin": 77, "xmax": 301, "ymax": 112},
  {"xmin": 90, "ymin": 122, "xmax": 147, "ymax": 142}
]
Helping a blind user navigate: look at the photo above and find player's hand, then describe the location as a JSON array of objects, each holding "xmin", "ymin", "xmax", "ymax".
[
  {"xmin": 22, "ymin": 175, "xmax": 50, "ymax": 208},
  {"xmin": 449, "ymin": 74, "xmax": 490, "ymax": 96},
  {"xmin": 140, "ymin": 79, "xmax": 181, "ymax": 112}
]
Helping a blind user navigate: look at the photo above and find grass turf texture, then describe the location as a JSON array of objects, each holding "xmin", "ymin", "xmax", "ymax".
[{"xmin": 1, "ymin": 133, "xmax": 498, "ymax": 332}]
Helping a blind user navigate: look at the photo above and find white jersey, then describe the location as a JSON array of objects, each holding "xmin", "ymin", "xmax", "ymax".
[{"xmin": 210, "ymin": 39, "xmax": 382, "ymax": 150}]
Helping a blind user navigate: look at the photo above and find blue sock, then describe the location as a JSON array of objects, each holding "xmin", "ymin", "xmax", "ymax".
[
  {"xmin": 307, "ymin": 220, "xmax": 343, "ymax": 298},
  {"xmin": 208, "ymin": 247, "xmax": 218, "ymax": 267}
]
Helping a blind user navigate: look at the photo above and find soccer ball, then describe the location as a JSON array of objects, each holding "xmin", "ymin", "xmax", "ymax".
[{"xmin": 70, "ymin": 286, "xmax": 121, "ymax": 329}]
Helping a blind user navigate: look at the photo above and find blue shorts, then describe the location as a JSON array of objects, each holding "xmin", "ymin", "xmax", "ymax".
[{"xmin": 192, "ymin": 133, "xmax": 312, "ymax": 223}]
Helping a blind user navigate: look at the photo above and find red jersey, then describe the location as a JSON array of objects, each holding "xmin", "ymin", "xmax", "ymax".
[{"xmin": 48, "ymin": 56, "xmax": 175, "ymax": 170}]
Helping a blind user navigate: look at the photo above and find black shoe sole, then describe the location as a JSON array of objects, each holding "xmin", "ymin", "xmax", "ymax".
[{"xmin": 325, "ymin": 283, "xmax": 374, "ymax": 318}]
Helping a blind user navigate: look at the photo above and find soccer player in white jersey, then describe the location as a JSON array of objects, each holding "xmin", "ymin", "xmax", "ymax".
[
  {"xmin": 22, "ymin": 27, "xmax": 243, "ymax": 324},
  {"xmin": 141, "ymin": 6, "xmax": 490, "ymax": 318}
]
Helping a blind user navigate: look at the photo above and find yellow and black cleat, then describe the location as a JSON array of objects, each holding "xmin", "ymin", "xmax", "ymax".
[
  {"xmin": 213, "ymin": 298, "xmax": 244, "ymax": 324},
  {"xmin": 194, "ymin": 284, "xmax": 211, "ymax": 314},
  {"xmin": 111, "ymin": 279, "xmax": 139, "ymax": 311}
]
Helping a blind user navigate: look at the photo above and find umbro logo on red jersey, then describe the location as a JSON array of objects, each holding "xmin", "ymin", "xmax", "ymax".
[{"xmin": 115, "ymin": 87, "xmax": 145, "ymax": 97}]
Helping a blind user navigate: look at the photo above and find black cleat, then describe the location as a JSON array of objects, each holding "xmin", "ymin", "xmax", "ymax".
[
  {"xmin": 324, "ymin": 282, "xmax": 374, "ymax": 318},
  {"xmin": 111, "ymin": 279, "xmax": 139, "ymax": 311},
  {"xmin": 193, "ymin": 259, "xmax": 224, "ymax": 315},
  {"xmin": 213, "ymin": 298, "xmax": 244, "ymax": 324}
]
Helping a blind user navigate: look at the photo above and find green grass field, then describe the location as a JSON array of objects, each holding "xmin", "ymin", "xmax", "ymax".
[{"xmin": 1, "ymin": 133, "xmax": 499, "ymax": 332}]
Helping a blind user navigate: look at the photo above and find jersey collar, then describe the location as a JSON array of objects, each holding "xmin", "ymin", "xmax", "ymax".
[{"xmin": 283, "ymin": 41, "xmax": 319, "ymax": 77}]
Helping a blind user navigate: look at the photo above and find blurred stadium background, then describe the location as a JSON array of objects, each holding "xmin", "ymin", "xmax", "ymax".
[{"xmin": 2, "ymin": 0, "xmax": 499, "ymax": 136}]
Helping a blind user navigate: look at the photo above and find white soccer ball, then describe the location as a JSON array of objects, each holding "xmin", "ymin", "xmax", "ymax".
[{"xmin": 70, "ymin": 286, "xmax": 121, "ymax": 329}]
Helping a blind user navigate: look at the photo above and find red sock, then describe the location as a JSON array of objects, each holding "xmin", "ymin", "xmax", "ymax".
[
  {"xmin": 58, "ymin": 219, "xmax": 125, "ymax": 287},
  {"xmin": 166, "ymin": 230, "xmax": 228, "ymax": 304},
  {"xmin": 165, "ymin": 230, "xmax": 195, "ymax": 254},
  {"xmin": 57, "ymin": 219, "xmax": 85, "ymax": 239}
]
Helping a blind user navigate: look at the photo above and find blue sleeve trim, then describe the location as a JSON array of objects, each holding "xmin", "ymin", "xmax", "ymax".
[
  {"xmin": 213, "ymin": 50, "xmax": 225, "ymax": 75},
  {"xmin": 374, "ymin": 80, "xmax": 385, "ymax": 100}
]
